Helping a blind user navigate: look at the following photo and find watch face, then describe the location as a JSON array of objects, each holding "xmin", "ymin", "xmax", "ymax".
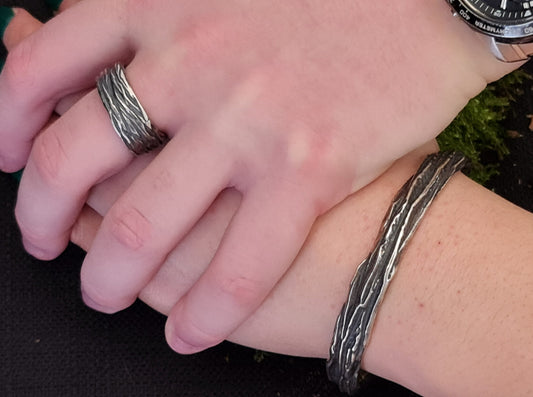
[
  {"xmin": 470, "ymin": 0, "xmax": 533, "ymax": 22},
  {"xmin": 450, "ymin": 0, "xmax": 533, "ymax": 40}
]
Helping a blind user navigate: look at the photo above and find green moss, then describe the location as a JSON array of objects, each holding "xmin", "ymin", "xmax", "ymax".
[
  {"xmin": 253, "ymin": 349, "xmax": 270, "ymax": 363},
  {"xmin": 437, "ymin": 69, "xmax": 530, "ymax": 185}
]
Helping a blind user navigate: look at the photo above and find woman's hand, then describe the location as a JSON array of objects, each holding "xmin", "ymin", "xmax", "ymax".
[
  {"xmin": 72, "ymin": 148, "xmax": 533, "ymax": 397},
  {"xmin": 0, "ymin": 0, "xmax": 521, "ymax": 354}
]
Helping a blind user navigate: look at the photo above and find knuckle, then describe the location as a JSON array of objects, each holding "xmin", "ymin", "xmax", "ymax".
[
  {"xmin": 217, "ymin": 275, "xmax": 263, "ymax": 310},
  {"xmin": 281, "ymin": 124, "xmax": 357, "ymax": 213},
  {"xmin": 107, "ymin": 204, "xmax": 154, "ymax": 252},
  {"xmin": 31, "ymin": 129, "xmax": 71, "ymax": 189},
  {"xmin": 286, "ymin": 124, "xmax": 338, "ymax": 176}
]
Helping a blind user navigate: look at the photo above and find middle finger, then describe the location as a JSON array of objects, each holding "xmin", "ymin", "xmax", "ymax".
[{"xmin": 80, "ymin": 124, "xmax": 233, "ymax": 313}]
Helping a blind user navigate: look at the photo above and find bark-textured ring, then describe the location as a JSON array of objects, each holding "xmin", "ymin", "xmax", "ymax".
[{"xmin": 97, "ymin": 64, "xmax": 169, "ymax": 155}]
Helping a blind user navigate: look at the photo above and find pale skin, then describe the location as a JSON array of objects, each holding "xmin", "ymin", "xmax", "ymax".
[
  {"xmin": 4, "ymin": 9, "xmax": 533, "ymax": 396},
  {"xmin": 93, "ymin": 155, "xmax": 533, "ymax": 397},
  {"xmin": 74, "ymin": 146, "xmax": 533, "ymax": 397},
  {"xmin": 0, "ymin": 0, "xmax": 522, "ymax": 356}
]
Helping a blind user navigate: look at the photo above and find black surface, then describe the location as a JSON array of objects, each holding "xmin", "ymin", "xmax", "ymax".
[{"xmin": 1, "ymin": 1, "xmax": 531, "ymax": 396}]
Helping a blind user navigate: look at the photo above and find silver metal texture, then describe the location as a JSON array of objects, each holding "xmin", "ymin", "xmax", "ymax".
[
  {"xmin": 97, "ymin": 64, "xmax": 169, "ymax": 155},
  {"xmin": 326, "ymin": 151, "xmax": 467, "ymax": 395},
  {"xmin": 447, "ymin": 0, "xmax": 533, "ymax": 62}
]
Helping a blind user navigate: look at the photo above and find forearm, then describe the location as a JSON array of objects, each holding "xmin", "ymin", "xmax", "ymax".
[
  {"xmin": 361, "ymin": 165, "xmax": 533, "ymax": 396},
  {"xmin": 251, "ymin": 163, "xmax": 533, "ymax": 396},
  {"xmin": 230, "ymin": 149, "xmax": 533, "ymax": 396},
  {"xmin": 73, "ymin": 146, "xmax": 533, "ymax": 396}
]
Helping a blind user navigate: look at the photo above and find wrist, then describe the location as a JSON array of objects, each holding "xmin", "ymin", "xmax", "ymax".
[
  {"xmin": 363, "ymin": 173, "xmax": 533, "ymax": 396},
  {"xmin": 227, "ymin": 146, "xmax": 438, "ymax": 358},
  {"xmin": 437, "ymin": 0, "xmax": 524, "ymax": 81}
]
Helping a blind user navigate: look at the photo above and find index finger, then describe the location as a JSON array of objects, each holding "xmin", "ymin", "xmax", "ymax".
[{"xmin": 0, "ymin": 0, "xmax": 129, "ymax": 172}]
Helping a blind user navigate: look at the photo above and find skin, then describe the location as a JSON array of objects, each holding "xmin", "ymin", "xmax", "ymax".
[
  {"xmin": 0, "ymin": 0, "xmax": 522, "ymax": 357},
  {"xmin": 58, "ymin": 147, "xmax": 533, "ymax": 396},
  {"xmin": 4, "ymin": 10, "xmax": 533, "ymax": 395}
]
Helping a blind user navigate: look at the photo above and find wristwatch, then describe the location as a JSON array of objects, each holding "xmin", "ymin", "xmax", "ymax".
[{"xmin": 448, "ymin": 0, "xmax": 533, "ymax": 62}]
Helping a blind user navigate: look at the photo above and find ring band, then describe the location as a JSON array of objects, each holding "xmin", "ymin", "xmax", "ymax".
[{"xmin": 97, "ymin": 64, "xmax": 169, "ymax": 155}]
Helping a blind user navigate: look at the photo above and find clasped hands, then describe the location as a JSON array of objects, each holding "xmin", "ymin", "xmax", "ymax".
[{"xmin": 0, "ymin": 0, "xmax": 517, "ymax": 354}]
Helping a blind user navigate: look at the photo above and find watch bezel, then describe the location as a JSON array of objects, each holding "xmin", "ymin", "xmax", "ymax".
[{"xmin": 448, "ymin": 0, "xmax": 533, "ymax": 43}]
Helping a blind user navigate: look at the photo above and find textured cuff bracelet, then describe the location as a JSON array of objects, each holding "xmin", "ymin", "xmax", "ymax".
[{"xmin": 326, "ymin": 151, "xmax": 467, "ymax": 395}]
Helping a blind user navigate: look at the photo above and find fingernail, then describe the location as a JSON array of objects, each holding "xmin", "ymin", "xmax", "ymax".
[
  {"xmin": 81, "ymin": 288, "xmax": 117, "ymax": 314},
  {"xmin": 169, "ymin": 334, "xmax": 206, "ymax": 355},
  {"xmin": 44, "ymin": 0, "xmax": 64, "ymax": 12},
  {"xmin": 0, "ymin": 7, "xmax": 15, "ymax": 41},
  {"xmin": 22, "ymin": 237, "xmax": 52, "ymax": 261}
]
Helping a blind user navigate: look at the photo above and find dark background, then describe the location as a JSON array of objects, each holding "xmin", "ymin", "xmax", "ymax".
[{"xmin": 0, "ymin": 1, "xmax": 531, "ymax": 396}]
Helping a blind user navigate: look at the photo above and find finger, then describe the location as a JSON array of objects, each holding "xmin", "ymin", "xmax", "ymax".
[
  {"xmin": 70, "ymin": 205, "xmax": 101, "ymax": 252},
  {"xmin": 139, "ymin": 188, "xmax": 241, "ymax": 315},
  {"xmin": 74, "ymin": 190, "xmax": 240, "ymax": 317},
  {"xmin": 2, "ymin": 8, "xmax": 86, "ymax": 118},
  {"xmin": 87, "ymin": 153, "xmax": 154, "ymax": 215},
  {"xmin": 3, "ymin": 6, "xmax": 155, "ymax": 216},
  {"xmin": 15, "ymin": 49, "xmax": 183, "ymax": 260},
  {"xmin": 15, "ymin": 89, "xmax": 132, "ymax": 260},
  {"xmin": 80, "ymin": 152, "xmax": 241, "ymax": 317},
  {"xmin": 165, "ymin": 186, "xmax": 317, "ymax": 354},
  {"xmin": 0, "ymin": 0, "xmax": 130, "ymax": 171},
  {"xmin": 80, "ymin": 127, "xmax": 233, "ymax": 313},
  {"xmin": 3, "ymin": 6, "xmax": 145, "ymax": 260},
  {"xmin": 2, "ymin": 8, "xmax": 41, "ymax": 50}
]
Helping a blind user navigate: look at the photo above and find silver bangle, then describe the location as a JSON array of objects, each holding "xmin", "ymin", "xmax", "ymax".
[{"xmin": 326, "ymin": 151, "xmax": 467, "ymax": 395}]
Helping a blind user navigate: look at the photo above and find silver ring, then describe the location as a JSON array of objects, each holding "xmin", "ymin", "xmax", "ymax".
[{"xmin": 96, "ymin": 64, "xmax": 169, "ymax": 155}]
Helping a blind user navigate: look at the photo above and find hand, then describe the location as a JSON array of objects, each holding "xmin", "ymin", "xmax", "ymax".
[
  {"xmin": 0, "ymin": 0, "xmax": 521, "ymax": 354},
  {"xmin": 73, "ymin": 151, "xmax": 533, "ymax": 397}
]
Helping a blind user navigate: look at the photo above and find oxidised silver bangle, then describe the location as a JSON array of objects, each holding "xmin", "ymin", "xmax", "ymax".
[
  {"xmin": 97, "ymin": 64, "xmax": 169, "ymax": 155},
  {"xmin": 326, "ymin": 151, "xmax": 467, "ymax": 395}
]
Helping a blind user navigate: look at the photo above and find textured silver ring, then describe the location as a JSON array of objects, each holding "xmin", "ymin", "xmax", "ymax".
[{"xmin": 96, "ymin": 63, "xmax": 169, "ymax": 155}]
